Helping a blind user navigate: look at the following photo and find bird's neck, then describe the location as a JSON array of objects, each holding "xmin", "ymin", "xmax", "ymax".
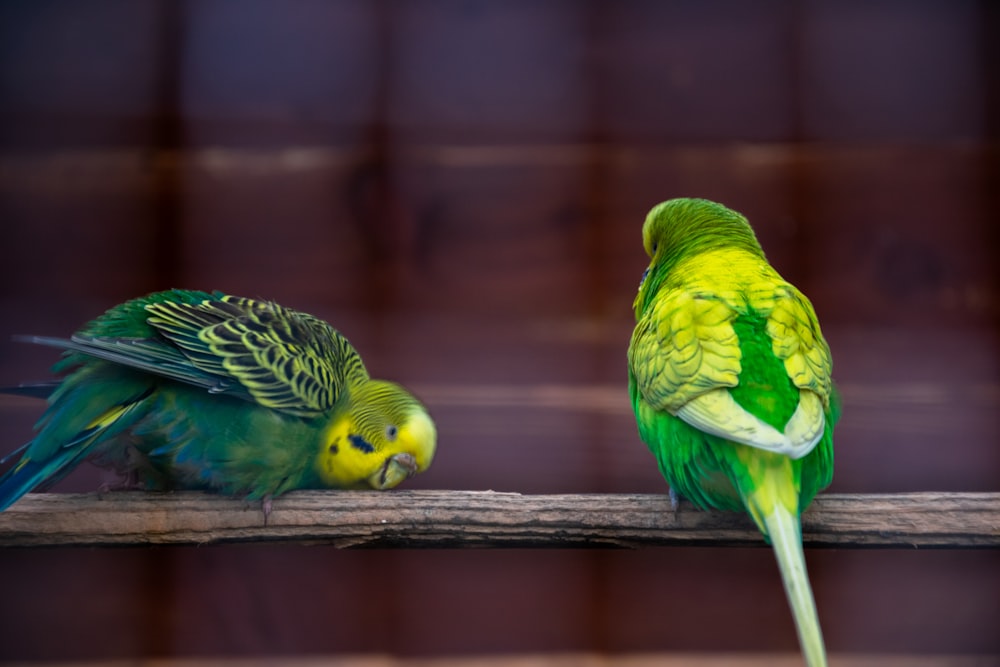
[{"xmin": 635, "ymin": 243, "xmax": 769, "ymax": 319}]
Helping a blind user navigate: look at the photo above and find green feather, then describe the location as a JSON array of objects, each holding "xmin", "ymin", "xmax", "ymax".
[{"xmin": 629, "ymin": 198, "xmax": 837, "ymax": 667}]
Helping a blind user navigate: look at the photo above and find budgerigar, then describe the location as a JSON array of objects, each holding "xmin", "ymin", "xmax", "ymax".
[
  {"xmin": 0, "ymin": 289, "xmax": 436, "ymax": 517},
  {"xmin": 628, "ymin": 198, "xmax": 838, "ymax": 666}
]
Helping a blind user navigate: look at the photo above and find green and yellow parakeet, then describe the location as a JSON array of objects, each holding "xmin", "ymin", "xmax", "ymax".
[
  {"xmin": 628, "ymin": 198, "xmax": 838, "ymax": 667},
  {"xmin": 0, "ymin": 289, "xmax": 436, "ymax": 516}
]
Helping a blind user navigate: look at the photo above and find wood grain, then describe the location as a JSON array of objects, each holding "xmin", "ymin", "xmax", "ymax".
[{"xmin": 0, "ymin": 490, "xmax": 996, "ymax": 549}]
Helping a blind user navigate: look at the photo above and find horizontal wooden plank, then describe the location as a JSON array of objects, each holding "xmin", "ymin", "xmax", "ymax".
[
  {"xmin": 8, "ymin": 652, "xmax": 998, "ymax": 667},
  {"xmin": 0, "ymin": 490, "xmax": 996, "ymax": 549}
]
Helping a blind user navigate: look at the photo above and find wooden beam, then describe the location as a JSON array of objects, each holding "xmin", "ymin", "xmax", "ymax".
[
  {"xmin": 0, "ymin": 490, "xmax": 997, "ymax": 549},
  {"xmin": 9, "ymin": 653, "xmax": 997, "ymax": 667}
]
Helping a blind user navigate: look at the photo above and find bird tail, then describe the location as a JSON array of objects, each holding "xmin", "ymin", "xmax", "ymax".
[
  {"xmin": 0, "ymin": 382, "xmax": 62, "ymax": 510},
  {"xmin": 0, "ymin": 382, "xmax": 60, "ymax": 400},
  {"xmin": 0, "ymin": 456, "xmax": 70, "ymax": 511},
  {"xmin": 760, "ymin": 501, "xmax": 827, "ymax": 667},
  {"xmin": 0, "ymin": 397, "xmax": 144, "ymax": 511}
]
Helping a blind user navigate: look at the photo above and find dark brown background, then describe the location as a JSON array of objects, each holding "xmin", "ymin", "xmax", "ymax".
[{"xmin": 1, "ymin": 0, "xmax": 998, "ymax": 662}]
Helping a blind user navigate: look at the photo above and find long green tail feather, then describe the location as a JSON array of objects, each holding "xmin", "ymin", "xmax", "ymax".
[{"xmin": 762, "ymin": 502, "xmax": 827, "ymax": 667}]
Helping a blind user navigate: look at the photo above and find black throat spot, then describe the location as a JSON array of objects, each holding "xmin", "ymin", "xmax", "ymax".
[{"xmin": 348, "ymin": 434, "xmax": 375, "ymax": 453}]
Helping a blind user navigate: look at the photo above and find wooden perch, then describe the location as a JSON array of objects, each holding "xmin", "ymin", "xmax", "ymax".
[{"xmin": 0, "ymin": 490, "xmax": 996, "ymax": 549}]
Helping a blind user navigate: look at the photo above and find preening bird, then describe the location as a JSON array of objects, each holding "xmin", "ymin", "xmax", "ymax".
[
  {"xmin": 627, "ymin": 198, "xmax": 838, "ymax": 667},
  {"xmin": 0, "ymin": 289, "xmax": 436, "ymax": 516}
]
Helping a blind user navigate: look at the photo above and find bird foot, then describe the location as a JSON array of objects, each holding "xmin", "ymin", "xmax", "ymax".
[
  {"xmin": 261, "ymin": 495, "xmax": 273, "ymax": 526},
  {"xmin": 668, "ymin": 487, "xmax": 680, "ymax": 518},
  {"xmin": 96, "ymin": 475, "xmax": 145, "ymax": 498}
]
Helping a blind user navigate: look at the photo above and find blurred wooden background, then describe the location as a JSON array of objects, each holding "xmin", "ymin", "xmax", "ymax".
[{"xmin": 0, "ymin": 0, "xmax": 998, "ymax": 662}]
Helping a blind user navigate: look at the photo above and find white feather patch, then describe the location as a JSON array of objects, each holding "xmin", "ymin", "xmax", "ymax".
[{"xmin": 674, "ymin": 388, "xmax": 825, "ymax": 459}]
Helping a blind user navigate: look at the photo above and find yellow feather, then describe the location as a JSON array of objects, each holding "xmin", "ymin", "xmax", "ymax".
[{"xmin": 315, "ymin": 417, "xmax": 373, "ymax": 488}]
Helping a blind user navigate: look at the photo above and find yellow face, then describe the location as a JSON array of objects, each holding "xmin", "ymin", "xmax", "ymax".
[
  {"xmin": 369, "ymin": 410, "xmax": 436, "ymax": 489},
  {"xmin": 314, "ymin": 384, "xmax": 437, "ymax": 490}
]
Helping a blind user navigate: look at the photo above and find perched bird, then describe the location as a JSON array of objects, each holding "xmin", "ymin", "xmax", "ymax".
[
  {"xmin": 628, "ymin": 198, "xmax": 838, "ymax": 667},
  {"xmin": 0, "ymin": 289, "xmax": 436, "ymax": 516}
]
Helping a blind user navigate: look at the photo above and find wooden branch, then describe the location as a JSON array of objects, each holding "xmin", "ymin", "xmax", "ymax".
[{"xmin": 0, "ymin": 490, "xmax": 996, "ymax": 549}]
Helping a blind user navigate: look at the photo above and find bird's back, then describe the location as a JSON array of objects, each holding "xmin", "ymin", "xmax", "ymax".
[{"xmin": 630, "ymin": 246, "xmax": 834, "ymax": 514}]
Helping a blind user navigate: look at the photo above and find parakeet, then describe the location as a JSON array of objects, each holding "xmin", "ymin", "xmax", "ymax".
[
  {"xmin": 0, "ymin": 289, "xmax": 437, "ymax": 516},
  {"xmin": 628, "ymin": 198, "xmax": 837, "ymax": 667}
]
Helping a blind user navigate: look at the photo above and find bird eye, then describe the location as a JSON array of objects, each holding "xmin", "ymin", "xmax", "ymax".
[{"xmin": 385, "ymin": 424, "xmax": 398, "ymax": 441}]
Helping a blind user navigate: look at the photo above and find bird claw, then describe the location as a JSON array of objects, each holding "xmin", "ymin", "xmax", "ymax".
[
  {"xmin": 261, "ymin": 495, "xmax": 273, "ymax": 526},
  {"xmin": 96, "ymin": 473, "xmax": 144, "ymax": 498},
  {"xmin": 669, "ymin": 487, "xmax": 680, "ymax": 517}
]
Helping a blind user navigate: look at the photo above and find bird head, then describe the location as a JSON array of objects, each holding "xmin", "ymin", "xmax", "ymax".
[
  {"xmin": 641, "ymin": 198, "xmax": 764, "ymax": 264},
  {"xmin": 316, "ymin": 380, "xmax": 437, "ymax": 490},
  {"xmin": 366, "ymin": 407, "xmax": 436, "ymax": 490},
  {"xmin": 635, "ymin": 198, "xmax": 766, "ymax": 317}
]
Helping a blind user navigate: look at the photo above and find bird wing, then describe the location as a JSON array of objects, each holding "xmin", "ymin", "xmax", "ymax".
[
  {"xmin": 763, "ymin": 284, "xmax": 833, "ymax": 403},
  {"xmin": 145, "ymin": 295, "xmax": 365, "ymax": 417},
  {"xmin": 629, "ymin": 281, "xmax": 831, "ymax": 459},
  {"xmin": 628, "ymin": 288, "xmax": 742, "ymax": 413},
  {"xmin": 27, "ymin": 295, "xmax": 366, "ymax": 418}
]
